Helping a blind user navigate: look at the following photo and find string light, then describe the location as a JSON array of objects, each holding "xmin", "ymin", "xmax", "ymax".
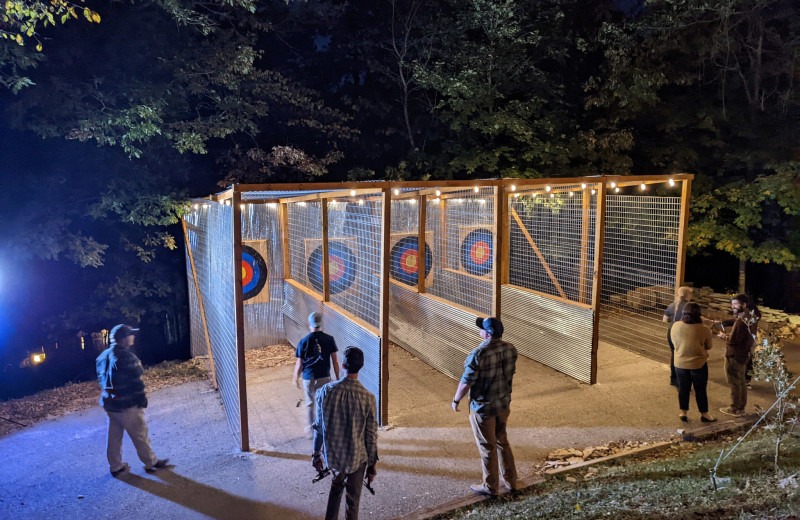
[
  {"xmin": 409, "ymin": 198, "xmax": 417, "ymax": 205},
  {"xmin": 350, "ymin": 190, "xmax": 356, "ymax": 196},
  {"xmin": 433, "ymin": 198, "xmax": 440, "ymax": 203},
  {"xmin": 550, "ymin": 193, "xmax": 555, "ymax": 198},
  {"xmin": 640, "ymin": 183, "xmax": 646, "ymax": 191},
  {"xmin": 615, "ymin": 187, "xmax": 620, "ymax": 193},
  {"xmin": 532, "ymin": 193, "xmax": 538, "ymax": 198},
  {"xmin": 610, "ymin": 182, "xmax": 616, "ymax": 188},
  {"xmin": 240, "ymin": 204, "xmax": 245, "ymax": 210},
  {"xmin": 225, "ymin": 200, "xmax": 231, "ymax": 206},
  {"xmin": 669, "ymin": 178, "xmax": 675, "ymax": 187},
  {"xmin": 393, "ymin": 188, "xmax": 400, "ymax": 196},
  {"xmin": 514, "ymin": 193, "xmax": 520, "ymax": 198},
  {"xmin": 581, "ymin": 183, "xmax": 587, "ymax": 189},
  {"xmin": 358, "ymin": 199, "xmax": 364, "ymax": 206},
  {"xmin": 511, "ymin": 185, "xmax": 516, "ymax": 192},
  {"xmin": 545, "ymin": 186, "xmax": 551, "ymax": 192},
  {"xmin": 591, "ymin": 189, "xmax": 596, "ymax": 195},
  {"xmin": 435, "ymin": 190, "xmax": 441, "ymax": 196},
  {"xmin": 473, "ymin": 186, "xmax": 479, "ymax": 193},
  {"xmin": 569, "ymin": 191, "xmax": 574, "ymax": 197},
  {"xmin": 193, "ymin": 204, "xmax": 198, "ymax": 210}
]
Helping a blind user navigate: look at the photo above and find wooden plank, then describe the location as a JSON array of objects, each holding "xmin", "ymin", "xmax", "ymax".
[
  {"xmin": 324, "ymin": 301, "xmax": 380, "ymax": 337},
  {"xmin": 578, "ymin": 191, "xmax": 591, "ymax": 304},
  {"xmin": 417, "ymin": 194, "xmax": 427, "ymax": 294},
  {"xmin": 421, "ymin": 291, "xmax": 485, "ymax": 316},
  {"xmin": 500, "ymin": 192, "xmax": 510, "ymax": 286},
  {"xmin": 279, "ymin": 203, "xmax": 291, "ymax": 280},
  {"xmin": 231, "ymin": 188, "xmax": 250, "ymax": 452},
  {"xmin": 509, "ymin": 206, "xmax": 568, "ymax": 299},
  {"xmin": 379, "ymin": 188, "xmax": 392, "ymax": 426},
  {"xmin": 180, "ymin": 219, "xmax": 218, "ymax": 391},
  {"xmin": 590, "ymin": 185, "xmax": 607, "ymax": 385},
  {"xmin": 545, "ymin": 441, "xmax": 672, "ymax": 475},
  {"xmin": 504, "ymin": 283, "xmax": 593, "ymax": 310},
  {"xmin": 675, "ymin": 179, "xmax": 692, "ymax": 289},
  {"xmin": 440, "ymin": 198, "xmax": 448, "ymax": 269},
  {"xmin": 321, "ymin": 198, "xmax": 330, "ymax": 302},
  {"xmin": 492, "ymin": 185, "xmax": 505, "ymax": 316},
  {"xmin": 286, "ymin": 278, "xmax": 322, "ymax": 300},
  {"xmin": 278, "ymin": 188, "xmax": 382, "ymax": 204}
]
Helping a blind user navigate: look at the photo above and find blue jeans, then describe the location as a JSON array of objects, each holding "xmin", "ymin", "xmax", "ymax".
[{"xmin": 675, "ymin": 364, "xmax": 709, "ymax": 413}]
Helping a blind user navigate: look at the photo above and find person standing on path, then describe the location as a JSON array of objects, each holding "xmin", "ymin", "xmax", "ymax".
[
  {"xmin": 670, "ymin": 303, "xmax": 716, "ymax": 423},
  {"xmin": 312, "ymin": 347, "xmax": 378, "ymax": 520},
  {"xmin": 96, "ymin": 324, "xmax": 169, "ymax": 477},
  {"xmin": 663, "ymin": 286, "xmax": 693, "ymax": 387},
  {"xmin": 716, "ymin": 294, "xmax": 761, "ymax": 416},
  {"xmin": 452, "ymin": 317, "xmax": 519, "ymax": 496},
  {"xmin": 293, "ymin": 312, "xmax": 340, "ymax": 434}
]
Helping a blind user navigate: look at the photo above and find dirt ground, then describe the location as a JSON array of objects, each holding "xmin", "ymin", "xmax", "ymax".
[{"xmin": 1, "ymin": 337, "xmax": 796, "ymax": 520}]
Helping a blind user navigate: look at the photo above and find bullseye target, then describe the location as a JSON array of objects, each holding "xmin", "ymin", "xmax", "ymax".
[
  {"xmin": 306, "ymin": 241, "xmax": 357, "ymax": 295},
  {"xmin": 241, "ymin": 244, "xmax": 268, "ymax": 302},
  {"xmin": 460, "ymin": 228, "xmax": 493, "ymax": 276},
  {"xmin": 390, "ymin": 236, "xmax": 433, "ymax": 286}
]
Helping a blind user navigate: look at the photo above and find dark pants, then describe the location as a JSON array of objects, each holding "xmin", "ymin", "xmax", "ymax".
[
  {"xmin": 675, "ymin": 363, "xmax": 709, "ymax": 413},
  {"xmin": 325, "ymin": 462, "xmax": 366, "ymax": 520},
  {"xmin": 667, "ymin": 329, "xmax": 677, "ymax": 384}
]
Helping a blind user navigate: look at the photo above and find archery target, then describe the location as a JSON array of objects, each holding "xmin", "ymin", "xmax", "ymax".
[
  {"xmin": 459, "ymin": 227, "xmax": 493, "ymax": 277},
  {"xmin": 241, "ymin": 242, "xmax": 269, "ymax": 303},
  {"xmin": 306, "ymin": 239, "xmax": 357, "ymax": 295},
  {"xmin": 389, "ymin": 234, "xmax": 434, "ymax": 286}
]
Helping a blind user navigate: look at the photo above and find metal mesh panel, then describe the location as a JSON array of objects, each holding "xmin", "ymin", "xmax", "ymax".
[
  {"xmin": 183, "ymin": 222, "xmax": 207, "ymax": 359},
  {"xmin": 425, "ymin": 189, "xmax": 493, "ymax": 315},
  {"xmin": 508, "ymin": 184, "xmax": 597, "ymax": 303},
  {"xmin": 599, "ymin": 195, "xmax": 680, "ymax": 363},
  {"xmin": 283, "ymin": 281, "xmax": 324, "ymax": 348},
  {"xmin": 389, "ymin": 283, "xmax": 478, "ymax": 380},
  {"xmin": 241, "ymin": 202, "xmax": 288, "ymax": 348},
  {"xmin": 501, "ymin": 285, "xmax": 594, "ymax": 383},
  {"xmin": 328, "ymin": 199, "xmax": 382, "ymax": 328},
  {"xmin": 182, "ymin": 201, "xmax": 241, "ymax": 441},
  {"xmin": 287, "ymin": 201, "xmax": 322, "ymax": 291}
]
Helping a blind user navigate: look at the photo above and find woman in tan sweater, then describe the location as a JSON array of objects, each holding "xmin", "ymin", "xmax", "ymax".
[{"xmin": 669, "ymin": 303, "xmax": 717, "ymax": 422}]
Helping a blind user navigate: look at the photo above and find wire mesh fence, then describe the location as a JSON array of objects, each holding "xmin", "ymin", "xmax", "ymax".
[
  {"xmin": 183, "ymin": 200, "xmax": 242, "ymax": 442},
  {"xmin": 508, "ymin": 184, "xmax": 597, "ymax": 304},
  {"xmin": 599, "ymin": 194, "xmax": 681, "ymax": 363},
  {"xmin": 286, "ymin": 201, "xmax": 323, "ymax": 293},
  {"xmin": 426, "ymin": 187, "xmax": 494, "ymax": 315}
]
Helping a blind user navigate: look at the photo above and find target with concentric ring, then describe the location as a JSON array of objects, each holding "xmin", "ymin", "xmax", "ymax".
[
  {"xmin": 390, "ymin": 236, "xmax": 433, "ymax": 286},
  {"xmin": 241, "ymin": 245, "xmax": 268, "ymax": 300},
  {"xmin": 307, "ymin": 241, "xmax": 357, "ymax": 295},
  {"xmin": 460, "ymin": 228, "xmax": 493, "ymax": 276}
]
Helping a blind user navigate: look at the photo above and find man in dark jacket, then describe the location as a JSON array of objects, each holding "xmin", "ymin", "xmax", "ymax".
[
  {"xmin": 716, "ymin": 294, "xmax": 761, "ymax": 416},
  {"xmin": 96, "ymin": 324, "xmax": 168, "ymax": 477}
]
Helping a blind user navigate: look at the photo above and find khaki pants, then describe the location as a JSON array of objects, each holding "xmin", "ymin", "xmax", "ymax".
[
  {"xmin": 469, "ymin": 408, "xmax": 518, "ymax": 494},
  {"xmin": 106, "ymin": 407, "xmax": 158, "ymax": 472},
  {"xmin": 725, "ymin": 357, "xmax": 748, "ymax": 412},
  {"xmin": 304, "ymin": 377, "xmax": 331, "ymax": 429}
]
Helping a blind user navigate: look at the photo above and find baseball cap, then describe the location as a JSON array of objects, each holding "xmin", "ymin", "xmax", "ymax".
[
  {"xmin": 111, "ymin": 324, "xmax": 139, "ymax": 343},
  {"xmin": 308, "ymin": 312, "xmax": 323, "ymax": 328},
  {"xmin": 475, "ymin": 316, "xmax": 504, "ymax": 338}
]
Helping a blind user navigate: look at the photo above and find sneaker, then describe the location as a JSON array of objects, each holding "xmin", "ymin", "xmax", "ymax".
[
  {"xmin": 469, "ymin": 484, "xmax": 497, "ymax": 496},
  {"xmin": 746, "ymin": 383, "xmax": 752, "ymax": 390},
  {"xmin": 503, "ymin": 482, "xmax": 519, "ymax": 493},
  {"xmin": 110, "ymin": 463, "xmax": 130, "ymax": 477},
  {"xmin": 145, "ymin": 459, "xmax": 170, "ymax": 473},
  {"xmin": 719, "ymin": 406, "xmax": 743, "ymax": 417}
]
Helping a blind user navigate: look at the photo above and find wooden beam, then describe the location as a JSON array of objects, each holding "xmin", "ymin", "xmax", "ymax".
[
  {"xmin": 231, "ymin": 187, "xmax": 250, "ymax": 452},
  {"xmin": 492, "ymin": 185, "xmax": 506, "ymax": 317},
  {"xmin": 590, "ymin": 184, "xmax": 607, "ymax": 385},
  {"xmin": 675, "ymin": 179, "xmax": 692, "ymax": 288},
  {"xmin": 279, "ymin": 203, "xmax": 291, "ymax": 280},
  {"xmin": 504, "ymin": 283, "xmax": 592, "ymax": 310},
  {"xmin": 180, "ymin": 219, "xmax": 218, "ymax": 391},
  {"xmin": 321, "ymin": 198, "xmax": 330, "ymax": 302},
  {"xmin": 509, "ymin": 206, "xmax": 568, "ymax": 299},
  {"xmin": 578, "ymin": 192, "xmax": 591, "ymax": 304},
  {"xmin": 440, "ymin": 198, "xmax": 448, "ymax": 269},
  {"xmin": 379, "ymin": 188, "xmax": 392, "ymax": 426},
  {"xmin": 417, "ymin": 194, "xmax": 427, "ymax": 294},
  {"xmin": 286, "ymin": 278, "xmax": 322, "ymax": 300}
]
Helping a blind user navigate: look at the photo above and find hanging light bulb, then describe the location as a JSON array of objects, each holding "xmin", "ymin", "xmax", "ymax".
[
  {"xmin": 545, "ymin": 186, "xmax": 551, "ymax": 192},
  {"xmin": 615, "ymin": 187, "xmax": 620, "ymax": 193},
  {"xmin": 240, "ymin": 204, "xmax": 245, "ymax": 210},
  {"xmin": 394, "ymin": 188, "xmax": 400, "ymax": 196},
  {"xmin": 569, "ymin": 191, "xmax": 574, "ymax": 197},
  {"xmin": 435, "ymin": 190, "xmax": 441, "ymax": 196},
  {"xmin": 350, "ymin": 190, "xmax": 356, "ymax": 196},
  {"xmin": 610, "ymin": 182, "xmax": 616, "ymax": 188},
  {"xmin": 550, "ymin": 193, "xmax": 555, "ymax": 198},
  {"xmin": 511, "ymin": 185, "xmax": 517, "ymax": 192},
  {"xmin": 591, "ymin": 189, "xmax": 596, "ymax": 195},
  {"xmin": 640, "ymin": 183, "xmax": 646, "ymax": 191},
  {"xmin": 358, "ymin": 199, "xmax": 364, "ymax": 206},
  {"xmin": 473, "ymin": 186, "xmax": 479, "ymax": 193},
  {"xmin": 669, "ymin": 178, "xmax": 675, "ymax": 187},
  {"xmin": 581, "ymin": 183, "xmax": 587, "ymax": 190},
  {"xmin": 514, "ymin": 193, "xmax": 520, "ymax": 198}
]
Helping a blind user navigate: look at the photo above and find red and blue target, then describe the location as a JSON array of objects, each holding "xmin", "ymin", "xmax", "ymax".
[
  {"xmin": 460, "ymin": 228, "xmax": 493, "ymax": 276},
  {"xmin": 307, "ymin": 241, "xmax": 357, "ymax": 295},
  {"xmin": 241, "ymin": 245, "xmax": 268, "ymax": 300},
  {"xmin": 390, "ymin": 236, "xmax": 433, "ymax": 286}
]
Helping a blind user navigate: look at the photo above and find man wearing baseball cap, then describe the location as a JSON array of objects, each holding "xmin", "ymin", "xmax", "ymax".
[
  {"xmin": 96, "ymin": 324, "xmax": 169, "ymax": 477},
  {"xmin": 452, "ymin": 316, "xmax": 518, "ymax": 496},
  {"xmin": 293, "ymin": 312, "xmax": 340, "ymax": 434}
]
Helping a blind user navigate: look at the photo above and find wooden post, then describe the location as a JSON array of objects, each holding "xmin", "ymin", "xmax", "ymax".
[
  {"xmin": 279, "ymin": 203, "xmax": 291, "ymax": 280},
  {"xmin": 321, "ymin": 198, "xmax": 330, "ymax": 302},
  {"xmin": 510, "ymin": 207, "xmax": 568, "ymax": 299},
  {"xmin": 492, "ymin": 185, "xmax": 506, "ymax": 317},
  {"xmin": 181, "ymin": 219, "xmax": 218, "ymax": 391},
  {"xmin": 417, "ymin": 194, "xmax": 427, "ymax": 294},
  {"xmin": 590, "ymin": 184, "xmax": 607, "ymax": 385},
  {"xmin": 440, "ymin": 198, "xmax": 448, "ymax": 269},
  {"xmin": 231, "ymin": 187, "xmax": 250, "ymax": 452},
  {"xmin": 578, "ymin": 189, "xmax": 591, "ymax": 304},
  {"xmin": 675, "ymin": 179, "xmax": 692, "ymax": 290},
  {"xmin": 379, "ymin": 188, "xmax": 392, "ymax": 425}
]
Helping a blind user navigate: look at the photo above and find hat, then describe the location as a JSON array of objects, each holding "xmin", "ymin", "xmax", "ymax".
[
  {"xmin": 475, "ymin": 316, "xmax": 504, "ymax": 338},
  {"xmin": 111, "ymin": 324, "xmax": 139, "ymax": 343},
  {"xmin": 308, "ymin": 312, "xmax": 323, "ymax": 328},
  {"xmin": 342, "ymin": 346, "xmax": 364, "ymax": 373}
]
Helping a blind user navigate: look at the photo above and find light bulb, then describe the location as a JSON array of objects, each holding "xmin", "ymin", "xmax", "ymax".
[
  {"xmin": 545, "ymin": 186, "xmax": 551, "ymax": 192},
  {"xmin": 669, "ymin": 178, "xmax": 675, "ymax": 186}
]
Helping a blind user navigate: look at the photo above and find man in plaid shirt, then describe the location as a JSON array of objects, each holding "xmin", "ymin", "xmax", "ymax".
[
  {"xmin": 312, "ymin": 347, "xmax": 378, "ymax": 519},
  {"xmin": 452, "ymin": 317, "xmax": 518, "ymax": 496}
]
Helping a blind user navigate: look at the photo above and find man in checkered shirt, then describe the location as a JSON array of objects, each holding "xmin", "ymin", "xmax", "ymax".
[
  {"xmin": 312, "ymin": 346, "xmax": 378, "ymax": 519},
  {"xmin": 452, "ymin": 316, "xmax": 518, "ymax": 496}
]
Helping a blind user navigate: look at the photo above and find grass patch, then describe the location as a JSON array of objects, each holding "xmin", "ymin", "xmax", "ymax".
[{"xmin": 439, "ymin": 432, "xmax": 800, "ymax": 520}]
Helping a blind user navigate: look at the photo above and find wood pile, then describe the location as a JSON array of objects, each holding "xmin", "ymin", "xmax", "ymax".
[{"xmin": 691, "ymin": 287, "xmax": 800, "ymax": 340}]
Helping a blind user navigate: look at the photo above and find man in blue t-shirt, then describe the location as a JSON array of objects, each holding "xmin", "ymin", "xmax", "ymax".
[{"xmin": 293, "ymin": 312, "xmax": 340, "ymax": 433}]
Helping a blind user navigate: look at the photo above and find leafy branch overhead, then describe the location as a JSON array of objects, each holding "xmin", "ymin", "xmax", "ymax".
[{"xmin": 1, "ymin": 0, "xmax": 100, "ymax": 50}]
